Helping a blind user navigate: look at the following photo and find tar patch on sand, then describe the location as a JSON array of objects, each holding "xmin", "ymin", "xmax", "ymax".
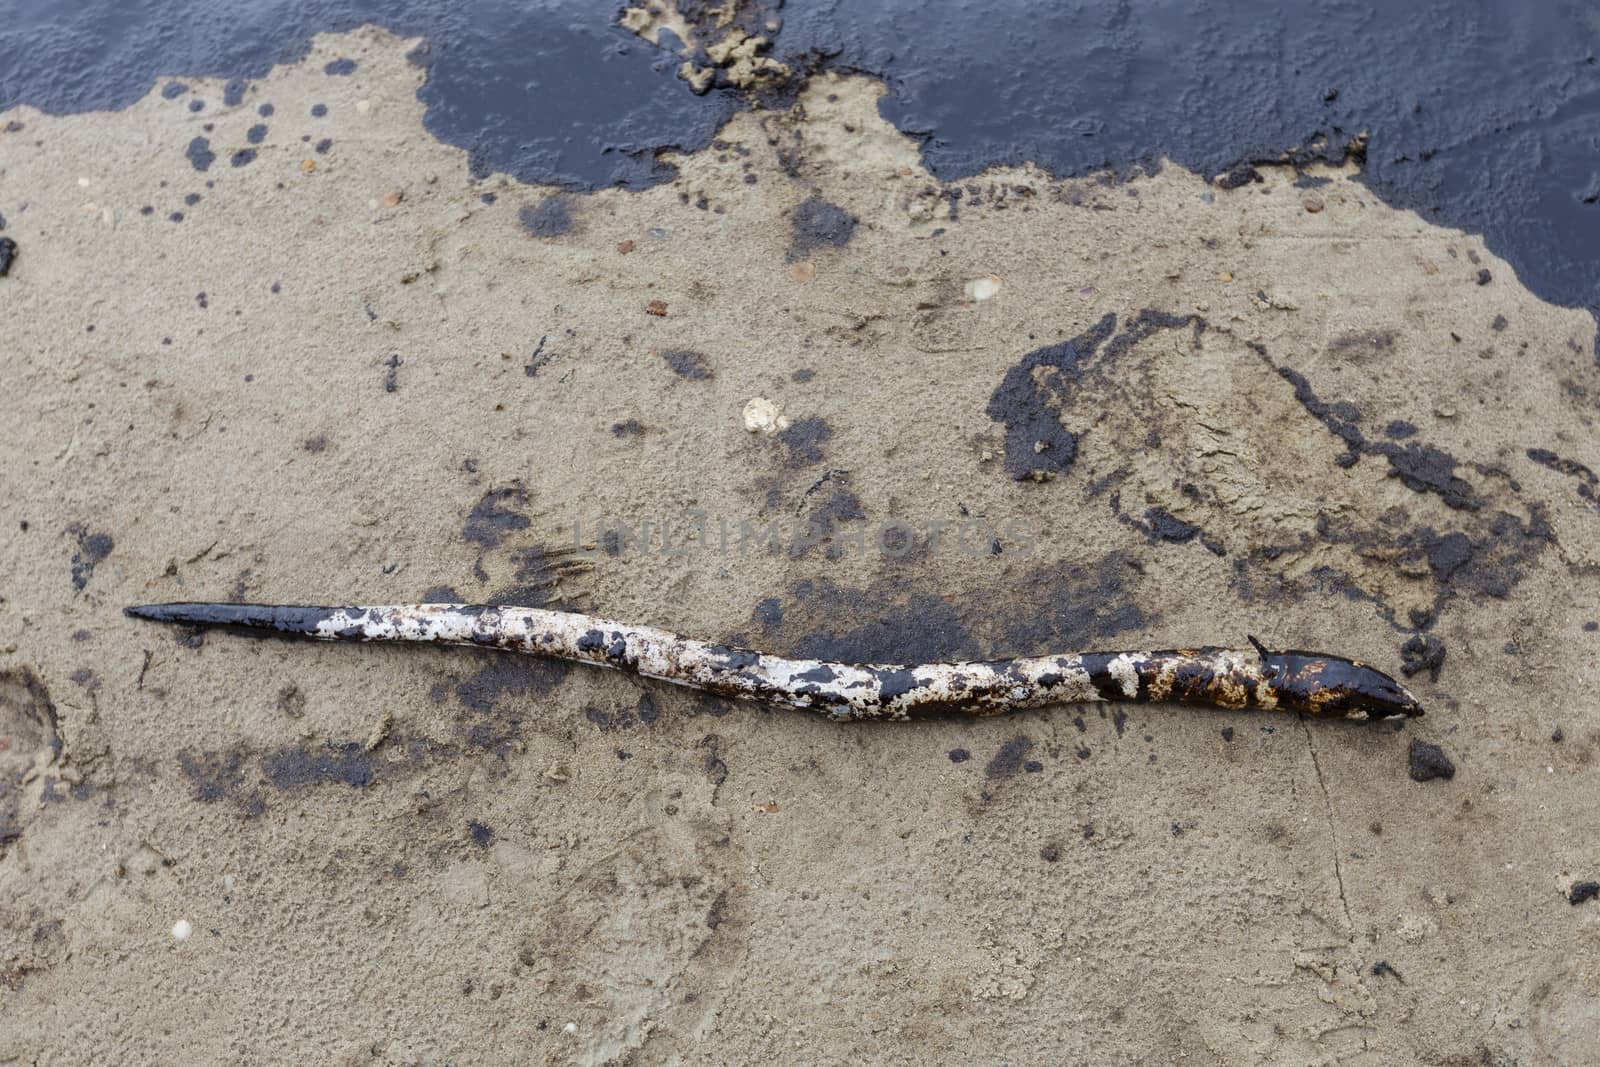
[{"xmin": 2, "ymin": 31, "xmax": 1598, "ymax": 1067}]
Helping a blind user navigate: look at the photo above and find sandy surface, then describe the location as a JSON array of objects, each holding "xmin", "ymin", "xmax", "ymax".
[{"xmin": 2, "ymin": 27, "xmax": 1599, "ymax": 1066}]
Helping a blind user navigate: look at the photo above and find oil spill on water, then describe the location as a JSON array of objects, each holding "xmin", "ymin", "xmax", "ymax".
[
  {"xmin": 4, "ymin": 2, "xmax": 1599, "ymax": 323},
  {"xmin": 0, "ymin": 0, "xmax": 739, "ymax": 190},
  {"xmin": 778, "ymin": 0, "xmax": 1600, "ymax": 323}
]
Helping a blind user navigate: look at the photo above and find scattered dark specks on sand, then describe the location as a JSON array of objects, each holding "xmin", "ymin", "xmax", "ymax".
[
  {"xmin": 246, "ymin": 124, "xmax": 268, "ymax": 144},
  {"xmin": 0, "ymin": 237, "xmax": 17, "ymax": 277},
  {"xmin": 324, "ymin": 58, "xmax": 358, "ymax": 76},
  {"xmin": 184, "ymin": 136, "xmax": 215, "ymax": 171},
  {"xmin": 467, "ymin": 819, "xmax": 496, "ymax": 847},
  {"xmin": 789, "ymin": 196, "xmax": 857, "ymax": 259},
  {"xmin": 520, "ymin": 196, "xmax": 574, "ymax": 237},
  {"xmin": 1408, "ymin": 739, "xmax": 1456, "ymax": 782},
  {"xmin": 984, "ymin": 735, "xmax": 1033, "ymax": 779},
  {"xmin": 611, "ymin": 418, "xmax": 644, "ymax": 437},
  {"xmin": 69, "ymin": 529, "xmax": 114, "ymax": 591},
  {"xmin": 1570, "ymin": 881, "xmax": 1600, "ymax": 906},
  {"xmin": 661, "ymin": 349, "xmax": 713, "ymax": 380},
  {"xmin": 382, "ymin": 353, "xmax": 401, "ymax": 392},
  {"xmin": 524, "ymin": 335, "xmax": 552, "ymax": 377}
]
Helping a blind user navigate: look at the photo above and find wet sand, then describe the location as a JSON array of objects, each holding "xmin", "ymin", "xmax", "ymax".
[{"xmin": 2, "ymin": 27, "xmax": 1599, "ymax": 1066}]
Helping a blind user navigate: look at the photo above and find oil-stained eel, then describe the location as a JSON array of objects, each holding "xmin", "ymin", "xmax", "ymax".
[{"xmin": 126, "ymin": 602, "xmax": 1424, "ymax": 723}]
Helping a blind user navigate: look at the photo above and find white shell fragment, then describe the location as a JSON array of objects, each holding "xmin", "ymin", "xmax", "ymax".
[
  {"xmin": 964, "ymin": 275, "xmax": 1002, "ymax": 301},
  {"xmin": 741, "ymin": 396, "xmax": 791, "ymax": 434}
]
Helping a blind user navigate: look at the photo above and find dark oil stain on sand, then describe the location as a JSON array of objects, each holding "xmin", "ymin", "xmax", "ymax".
[{"xmin": 3, "ymin": 2, "xmax": 1598, "ymax": 324}]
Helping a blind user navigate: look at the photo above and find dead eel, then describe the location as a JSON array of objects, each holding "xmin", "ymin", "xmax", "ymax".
[{"xmin": 125, "ymin": 602, "xmax": 1424, "ymax": 722}]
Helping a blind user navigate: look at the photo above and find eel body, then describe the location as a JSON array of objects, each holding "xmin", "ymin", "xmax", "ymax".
[{"xmin": 125, "ymin": 602, "xmax": 1423, "ymax": 722}]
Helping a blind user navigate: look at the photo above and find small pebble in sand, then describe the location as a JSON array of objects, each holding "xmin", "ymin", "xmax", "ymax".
[
  {"xmin": 742, "ymin": 397, "xmax": 790, "ymax": 435},
  {"xmin": 355, "ymin": 99, "xmax": 372, "ymax": 114},
  {"xmin": 617, "ymin": 239, "xmax": 634, "ymax": 254},
  {"xmin": 171, "ymin": 919, "xmax": 193, "ymax": 941},
  {"xmin": 645, "ymin": 299, "xmax": 668, "ymax": 316},
  {"xmin": 964, "ymin": 275, "xmax": 1001, "ymax": 301},
  {"xmin": 563, "ymin": 1023, "xmax": 577, "ymax": 1035},
  {"xmin": 77, "ymin": 176, "xmax": 90, "ymax": 188},
  {"xmin": 789, "ymin": 261, "xmax": 816, "ymax": 283},
  {"xmin": 383, "ymin": 190, "xmax": 403, "ymax": 207},
  {"xmin": 1302, "ymin": 194, "xmax": 1324, "ymax": 213}
]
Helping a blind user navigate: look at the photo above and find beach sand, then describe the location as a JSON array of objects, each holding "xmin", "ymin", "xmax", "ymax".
[{"xmin": 2, "ymin": 27, "xmax": 1598, "ymax": 1065}]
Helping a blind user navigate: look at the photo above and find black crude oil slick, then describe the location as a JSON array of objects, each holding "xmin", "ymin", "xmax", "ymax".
[{"xmin": 3, "ymin": 1, "xmax": 1598, "ymax": 328}]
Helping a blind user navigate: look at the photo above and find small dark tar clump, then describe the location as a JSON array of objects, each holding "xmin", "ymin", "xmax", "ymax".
[
  {"xmin": 777, "ymin": 417, "xmax": 832, "ymax": 467},
  {"xmin": 1400, "ymin": 634, "xmax": 1446, "ymax": 682},
  {"xmin": 661, "ymin": 349, "xmax": 714, "ymax": 380},
  {"xmin": 984, "ymin": 735, "xmax": 1033, "ymax": 779},
  {"xmin": 1570, "ymin": 882, "xmax": 1600, "ymax": 906},
  {"xmin": 789, "ymin": 196, "xmax": 857, "ymax": 258},
  {"xmin": 1407, "ymin": 739, "xmax": 1455, "ymax": 782},
  {"xmin": 185, "ymin": 136, "xmax": 215, "ymax": 171}
]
